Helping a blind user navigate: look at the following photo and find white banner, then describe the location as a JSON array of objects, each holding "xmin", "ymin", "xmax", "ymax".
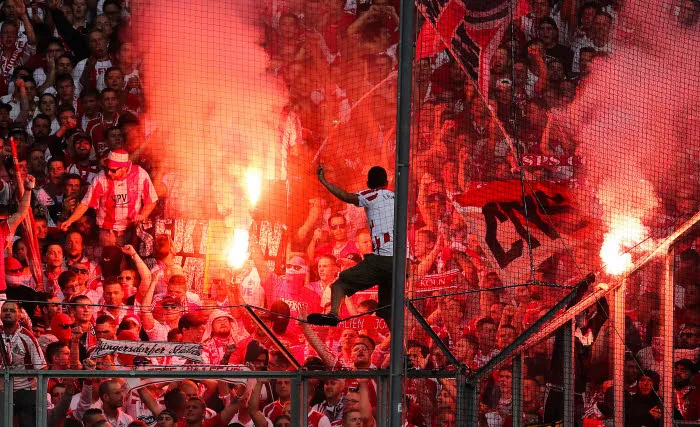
[{"xmin": 90, "ymin": 340, "xmax": 203, "ymax": 362}]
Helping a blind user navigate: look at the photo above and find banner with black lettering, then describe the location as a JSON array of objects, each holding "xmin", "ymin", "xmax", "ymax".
[
  {"xmin": 414, "ymin": 269, "xmax": 461, "ymax": 292},
  {"xmin": 90, "ymin": 339, "xmax": 203, "ymax": 362},
  {"xmin": 452, "ymin": 180, "xmax": 593, "ymax": 285}
]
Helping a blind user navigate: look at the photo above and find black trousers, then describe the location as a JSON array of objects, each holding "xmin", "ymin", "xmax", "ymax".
[
  {"xmin": 0, "ymin": 389, "xmax": 37, "ymax": 426},
  {"xmin": 333, "ymin": 254, "xmax": 393, "ymax": 325}
]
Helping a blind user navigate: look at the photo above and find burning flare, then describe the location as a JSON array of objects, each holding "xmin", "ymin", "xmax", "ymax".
[
  {"xmin": 600, "ymin": 215, "xmax": 647, "ymax": 275},
  {"xmin": 245, "ymin": 168, "xmax": 262, "ymax": 207},
  {"xmin": 226, "ymin": 229, "xmax": 250, "ymax": 269}
]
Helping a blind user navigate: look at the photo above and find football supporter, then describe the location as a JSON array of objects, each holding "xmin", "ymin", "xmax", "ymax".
[{"xmin": 60, "ymin": 148, "xmax": 158, "ymax": 246}]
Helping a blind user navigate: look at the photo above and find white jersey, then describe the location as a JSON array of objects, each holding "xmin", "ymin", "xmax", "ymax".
[{"xmin": 357, "ymin": 188, "xmax": 395, "ymax": 256}]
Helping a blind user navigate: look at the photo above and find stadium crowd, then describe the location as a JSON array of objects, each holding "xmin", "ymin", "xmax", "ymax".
[{"xmin": 0, "ymin": 0, "xmax": 697, "ymax": 426}]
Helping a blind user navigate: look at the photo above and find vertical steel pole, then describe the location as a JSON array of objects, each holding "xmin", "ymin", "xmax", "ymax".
[
  {"xmin": 36, "ymin": 373, "xmax": 47, "ymax": 427},
  {"xmin": 612, "ymin": 280, "xmax": 626, "ymax": 426},
  {"xmin": 389, "ymin": 0, "xmax": 415, "ymax": 425},
  {"xmin": 376, "ymin": 376, "xmax": 386, "ymax": 427},
  {"xmin": 562, "ymin": 321, "xmax": 574, "ymax": 427},
  {"xmin": 2, "ymin": 375, "xmax": 10, "ymax": 427},
  {"xmin": 512, "ymin": 354, "xmax": 523, "ymax": 427},
  {"xmin": 661, "ymin": 251, "xmax": 674, "ymax": 427},
  {"xmin": 291, "ymin": 376, "xmax": 302, "ymax": 427},
  {"xmin": 464, "ymin": 381, "xmax": 479, "ymax": 427}
]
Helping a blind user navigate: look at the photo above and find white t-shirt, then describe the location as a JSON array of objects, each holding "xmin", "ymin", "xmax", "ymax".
[
  {"xmin": 72, "ymin": 58, "xmax": 113, "ymax": 94},
  {"xmin": 357, "ymin": 188, "xmax": 395, "ymax": 256}
]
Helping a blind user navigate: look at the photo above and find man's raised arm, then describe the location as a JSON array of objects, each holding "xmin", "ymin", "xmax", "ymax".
[{"xmin": 317, "ymin": 165, "xmax": 359, "ymax": 206}]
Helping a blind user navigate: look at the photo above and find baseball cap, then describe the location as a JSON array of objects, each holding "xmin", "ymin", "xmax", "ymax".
[
  {"xmin": 4, "ymin": 257, "xmax": 23, "ymax": 274},
  {"xmin": 0, "ymin": 103, "xmax": 12, "ymax": 112}
]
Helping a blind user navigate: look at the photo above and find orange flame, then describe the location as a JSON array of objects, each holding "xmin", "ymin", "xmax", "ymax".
[
  {"xmin": 245, "ymin": 168, "xmax": 262, "ymax": 207},
  {"xmin": 226, "ymin": 229, "xmax": 250, "ymax": 269},
  {"xmin": 600, "ymin": 215, "xmax": 647, "ymax": 275}
]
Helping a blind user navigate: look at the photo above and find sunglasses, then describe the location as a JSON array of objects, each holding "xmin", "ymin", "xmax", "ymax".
[
  {"xmin": 329, "ymin": 223, "xmax": 346, "ymax": 230},
  {"xmin": 7, "ymin": 268, "xmax": 22, "ymax": 274},
  {"xmin": 285, "ymin": 264, "xmax": 304, "ymax": 271},
  {"xmin": 162, "ymin": 304, "xmax": 179, "ymax": 309},
  {"xmin": 107, "ymin": 167, "xmax": 121, "ymax": 173},
  {"xmin": 70, "ymin": 267, "xmax": 89, "ymax": 274}
]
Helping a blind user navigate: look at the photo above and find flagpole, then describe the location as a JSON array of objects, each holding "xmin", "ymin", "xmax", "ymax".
[{"xmin": 9, "ymin": 138, "xmax": 43, "ymax": 288}]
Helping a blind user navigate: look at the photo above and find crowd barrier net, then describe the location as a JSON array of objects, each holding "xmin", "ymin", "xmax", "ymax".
[{"xmin": 0, "ymin": 0, "xmax": 697, "ymax": 425}]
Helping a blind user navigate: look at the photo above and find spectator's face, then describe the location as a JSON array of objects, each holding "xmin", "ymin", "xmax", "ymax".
[
  {"xmin": 680, "ymin": 326, "xmax": 700, "ymax": 348},
  {"xmin": 50, "ymin": 385, "xmax": 66, "ymax": 405},
  {"xmin": 414, "ymin": 231, "xmax": 435, "ymax": 259},
  {"xmin": 407, "ymin": 347, "xmax": 426, "ymax": 369},
  {"xmin": 58, "ymin": 79, "xmax": 75, "ymax": 99},
  {"xmin": 344, "ymin": 391, "xmax": 361, "ymax": 411},
  {"xmin": 1, "ymin": 24, "xmax": 17, "ymax": 49},
  {"xmin": 156, "ymin": 413, "xmax": 176, "ymax": 427},
  {"xmin": 531, "ymin": 0, "xmax": 550, "ymax": 18},
  {"xmin": 73, "ymin": 137, "xmax": 91, "ymax": 158},
  {"xmin": 51, "ymin": 345, "xmax": 71, "ymax": 367},
  {"xmin": 104, "ymin": 4, "xmax": 121, "ymax": 26},
  {"xmin": 351, "ymin": 343, "xmax": 370, "ymax": 365},
  {"xmin": 94, "ymin": 321, "xmax": 115, "ymax": 341},
  {"xmin": 437, "ymin": 413, "xmax": 456, "ymax": 427},
  {"xmin": 84, "ymin": 413, "xmax": 107, "ymax": 427},
  {"xmin": 478, "ymin": 323, "xmax": 497, "ymax": 349},
  {"xmin": 0, "ymin": 109, "xmax": 9, "ymax": 127},
  {"xmin": 45, "ymin": 244, "xmax": 64, "ymax": 268},
  {"xmin": 0, "ymin": 303, "xmax": 18, "ymax": 326},
  {"xmin": 638, "ymin": 375, "xmax": 654, "ymax": 395},
  {"xmin": 25, "ymin": 81, "xmax": 37, "ymax": 99},
  {"xmin": 106, "ymin": 70, "xmax": 124, "ymax": 90},
  {"xmin": 72, "ymin": 300, "xmax": 93, "ymax": 322},
  {"xmin": 182, "ymin": 324, "xmax": 206, "ymax": 343},
  {"xmin": 323, "ymin": 379, "xmax": 344, "ymax": 400},
  {"xmin": 580, "ymin": 6, "xmax": 597, "ymax": 30},
  {"xmin": 118, "ymin": 269, "xmax": 137, "ymax": 290},
  {"xmin": 101, "ymin": 91, "xmax": 119, "ymax": 113},
  {"xmin": 94, "ymin": 15, "xmax": 112, "ymax": 36},
  {"xmin": 491, "ymin": 48, "xmax": 508, "ymax": 73},
  {"xmin": 211, "ymin": 317, "xmax": 232, "ymax": 338},
  {"xmin": 329, "ymin": 217, "xmax": 348, "ymax": 242},
  {"xmin": 317, "ymin": 257, "xmax": 338, "ymax": 282},
  {"xmin": 344, "ymin": 411, "xmax": 362, "ymax": 427},
  {"xmin": 355, "ymin": 232, "xmax": 373, "ymax": 255},
  {"xmin": 65, "ymin": 233, "xmax": 84, "ymax": 258},
  {"xmin": 106, "ymin": 128, "xmax": 124, "ymax": 149},
  {"xmin": 72, "ymin": 0, "xmax": 87, "ymax": 20},
  {"xmin": 340, "ymin": 329, "xmax": 358, "ymax": 348},
  {"xmin": 168, "ymin": 282, "xmax": 187, "ymax": 302},
  {"xmin": 57, "ymin": 57, "xmax": 73, "ymax": 75},
  {"xmin": 103, "ymin": 283, "xmax": 124, "ymax": 305},
  {"xmin": 538, "ymin": 23, "xmax": 557, "ymax": 45},
  {"xmin": 276, "ymin": 378, "xmax": 291, "ymax": 399},
  {"xmin": 40, "ymin": 95, "xmax": 57, "ymax": 117},
  {"xmin": 498, "ymin": 370, "xmax": 512, "ymax": 393},
  {"xmin": 673, "ymin": 364, "xmax": 692, "ymax": 388},
  {"xmin": 88, "ymin": 31, "xmax": 108, "ymax": 58},
  {"xmin": 522, "ymin": 379, "xmax": 537, "ymax": 404},
  {"xmin": 547, "ymin": 60, "xmax": 565, "ymax": 82},
  {"xmin": 160, "ymin": 302, "xmax": 182, "ymax": 322},
  {"xmin": 36, "ymin": 219, "xmax": 49, "ymax": 239},
  {"xmin": 64, "ymin": 178, "xmax": 82, "ymax": 199},
  {"xmin": 180, "ymin": 382, "xmax": 199, "ymax": 399},
  {"xmin": 29, "ymin": 150, "xmax": 45, "ymax": 174},
  {"xmin": 33, "ymin": 118, "xmax": 52, "ymax": 139}
]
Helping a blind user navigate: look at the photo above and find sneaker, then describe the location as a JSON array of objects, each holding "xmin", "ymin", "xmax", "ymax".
[{"xmin": 306, "ymin": 313, "xmax": 341, "ymax": 326}]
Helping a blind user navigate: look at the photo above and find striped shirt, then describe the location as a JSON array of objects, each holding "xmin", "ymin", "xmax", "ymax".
[
  {"xmin": 82, "ymin": 165, "xmax": 158, "ymax": 231},
  {"xmin": 1, "ymin": 326, "xmax": 46, "ymax": 390}
]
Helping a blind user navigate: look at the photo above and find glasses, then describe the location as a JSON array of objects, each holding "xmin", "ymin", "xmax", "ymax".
[
  {"xmin": 70, "ymin": 267, "xmax": 89, "ymax": 274},
  {"xmin": 162, "ymin": 304, "xmax": 179, "ymax": 310},
  {"xmin": 330, "ymin": 223, "xmax": 346, "ymax": 230},
  {"xmin": 107, "ymin": 167, "xmax": 121, "ymax": 173},
  {"xmin": 285, "ymin": 264, "xmax": 304, "ymax": 271}
]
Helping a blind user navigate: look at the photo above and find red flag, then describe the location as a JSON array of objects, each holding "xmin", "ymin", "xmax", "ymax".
[
  {"xmin": 416, "ymin": 0, "xmax": 467, "ymax": 60},
  {"xmin": 452, "ymin": 180, "xmax": 593, "ymax": 285}
]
